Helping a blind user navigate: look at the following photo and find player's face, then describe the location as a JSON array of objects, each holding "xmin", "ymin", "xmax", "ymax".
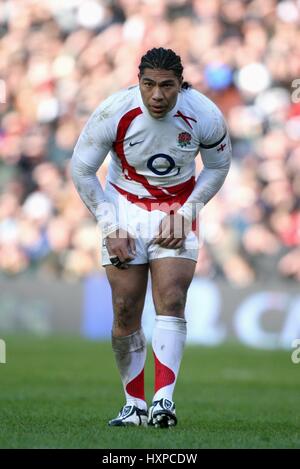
[{"xmin": 139, "ymin": 68, "xmax": 182, "ymax": 119}]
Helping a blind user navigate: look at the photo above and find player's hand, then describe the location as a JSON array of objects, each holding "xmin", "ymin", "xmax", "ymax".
[
  {"xmin": 105, "ymin": 228, "xmax": 136, "ymax": 269},
  {"xmin": 153, "ymin": 213, "xmax": 191, "ymax": 249}
]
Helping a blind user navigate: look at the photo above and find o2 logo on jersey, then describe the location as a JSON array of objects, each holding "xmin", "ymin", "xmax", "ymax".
[{"xmin": 147, "ymin": 154, "xmax": 180, "ymax": 176}]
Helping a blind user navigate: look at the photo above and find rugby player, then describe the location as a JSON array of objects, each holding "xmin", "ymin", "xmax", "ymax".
[{"xmin": 72, "ymin": 47, "xmax": 231, "ymax": 428}]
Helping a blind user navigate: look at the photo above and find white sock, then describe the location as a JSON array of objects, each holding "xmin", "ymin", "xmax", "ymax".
[
  {"xmin": 152, "ymin": 315, "xmax": 187, "ymax": 402},
  {"xmin": 112, "ymin": 328, "xmax": 147, "ymax": 410}
]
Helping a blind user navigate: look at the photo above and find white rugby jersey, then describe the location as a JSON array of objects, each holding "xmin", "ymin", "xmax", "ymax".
[{"xmin": 72, "ymin": 85, "xmax": 231, "ymax": 236}]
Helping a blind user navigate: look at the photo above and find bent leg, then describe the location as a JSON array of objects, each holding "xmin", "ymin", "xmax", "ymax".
[
  {"xmin": 150, "ymin": 257, "xmax": 196, "ymax": 319},
  {"xmin": 149, "ymin": 258, "xmax": 196, "ymax": 424},
  {"xmin": 106, "ymin": 264, "xmax": 149, "ymax": 336},
  {"xmin": 106, "ymin": 264, "xmax": 149, "ymax": 416}
]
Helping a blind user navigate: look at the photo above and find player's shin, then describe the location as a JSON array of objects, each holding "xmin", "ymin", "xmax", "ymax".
[
  {"xmin": 112, "ymin": 328, "xmax": 147, "ymax": 411},
  {"xmin": 152, "ymin": 315, "xmax": 187, "ymax": 402}
]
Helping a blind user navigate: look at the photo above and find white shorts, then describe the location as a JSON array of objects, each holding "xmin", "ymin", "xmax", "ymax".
[{"xmin": 101, "ymin": 183, "xmax": 199, "ymax": 266}]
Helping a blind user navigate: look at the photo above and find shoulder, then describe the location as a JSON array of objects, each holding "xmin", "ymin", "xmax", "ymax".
[
  {"xmin": 181, "ymin": 88, "xmax": 226, "ymax": 144},
  {"xmin": 78, "ymin": 87, "xmax": 138, "ymax": 145},
  {"xmin": 181, "ymin": 88, "xmax": 223, "ymax": 121},
  {"xmin": 92, "ymin": 85, "xmax": 139, "ymax": 122},
  {"xmin": 82, "ymin": 86, "xmax": 139, "ymax": 140}
]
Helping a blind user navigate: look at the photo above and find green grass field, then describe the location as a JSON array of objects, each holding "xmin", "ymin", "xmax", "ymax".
[{"xmin": 0, "ymin": 335, "xmax": 299, "ymax": 449}]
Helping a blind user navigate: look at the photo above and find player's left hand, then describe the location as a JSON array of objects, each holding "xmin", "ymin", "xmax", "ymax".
[{"xmin": 153, "ymin": 213, "xmax": 191, "ymax": 249}]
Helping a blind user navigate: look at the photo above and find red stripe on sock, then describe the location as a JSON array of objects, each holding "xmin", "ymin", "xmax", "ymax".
[
  {"xmin": 125, "ymin": 368, "xmax": 145, "ymax": 401},
  {"xmin": 153, "ymin": 352, "xmax": 175, "ymax": 393}
]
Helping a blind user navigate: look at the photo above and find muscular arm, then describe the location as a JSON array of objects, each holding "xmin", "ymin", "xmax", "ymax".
[
  {"xmin": 177, "ymin": 119, "xmax": 231, "ymax": 222},
  {"xmin": 71, "ymin": 107, "xmax": 118, "ymax": 237},
  {"xmin": 71, "ymin": 153, "xmax": 118, "ymax": 237}
]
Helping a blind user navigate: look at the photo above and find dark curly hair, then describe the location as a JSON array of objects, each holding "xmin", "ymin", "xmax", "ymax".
[{"xmin": 138, "ymin": 47, "xmax": 191, "ymax": 89}]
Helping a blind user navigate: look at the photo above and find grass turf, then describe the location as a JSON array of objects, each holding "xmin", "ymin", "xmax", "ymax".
[{"xmin": 0, "ymin": 335, "xmax": 299, "ymax": 449}]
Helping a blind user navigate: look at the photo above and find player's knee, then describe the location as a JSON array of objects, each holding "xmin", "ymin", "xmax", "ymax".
[
  {"xmin": 114, "ymin": 296, "xmax": 137, "ymax": 315},
  {"xmin": 160, "ymin": 288, "xmax": 186, "ymax": 316},
  {"xmin": 113, "ymin": 296, "xmax": 141, "ymax": 327}
]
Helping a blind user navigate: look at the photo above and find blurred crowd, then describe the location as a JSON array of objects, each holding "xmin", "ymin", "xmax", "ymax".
[{"xmin": 0, "ymin": 0, "xmax": 299, "ymax": 286}]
